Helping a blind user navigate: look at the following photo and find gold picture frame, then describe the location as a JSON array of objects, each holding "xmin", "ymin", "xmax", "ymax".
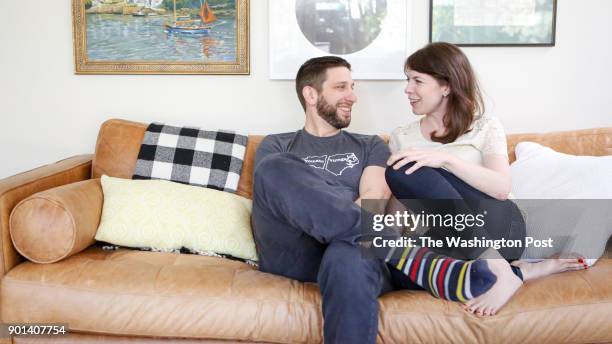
[{"xmin": 72, "ymin": 0, "xmax": 249, "ymax": 75}]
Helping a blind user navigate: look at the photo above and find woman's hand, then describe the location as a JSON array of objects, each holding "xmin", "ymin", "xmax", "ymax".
[{"xmin": 387, "ymin": 149, "xmax": 454, "ymax": 174}]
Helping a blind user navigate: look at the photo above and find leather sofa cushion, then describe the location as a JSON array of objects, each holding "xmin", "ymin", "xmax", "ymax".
[
  {"xmin": 2, "ymin": 247, "xmax": 612, "ymax": 343},
  {"xmin": 1, "ymin": 247, "xmax": 322, "ymax": 343},
  {"xmin": 9, "ymin": 179, "xmax": 102, "ymax": 264}
]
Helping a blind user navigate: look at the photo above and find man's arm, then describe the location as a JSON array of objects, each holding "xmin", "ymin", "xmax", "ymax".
[
  {"xmin": 355, "ymin": 165, "xmax": 391, "ymax": 212},
  {"xmin": 354, "ymin": 136, "xmax": 392, "ymax": 211}
]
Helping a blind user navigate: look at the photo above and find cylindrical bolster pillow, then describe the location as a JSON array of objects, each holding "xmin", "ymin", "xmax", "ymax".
[{"xmin": 10, "ymin": 179, "xmax": 103, "ymax": 263}]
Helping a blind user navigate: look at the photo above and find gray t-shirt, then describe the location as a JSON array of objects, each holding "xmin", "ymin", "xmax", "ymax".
[{"xmin": 255, "ymin": 129, "xmax": 390, "ymax": 201}]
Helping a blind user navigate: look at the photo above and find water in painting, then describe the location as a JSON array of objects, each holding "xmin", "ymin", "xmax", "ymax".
[{"xmin": 85, "ymin": 0, "xmax": 237, "ymax": 62}]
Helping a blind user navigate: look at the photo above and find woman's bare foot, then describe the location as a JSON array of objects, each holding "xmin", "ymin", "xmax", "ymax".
[
  {"xmin": 511, "ymin": 255, "xmax": 587, "ymax": 282},
  {"xmin": 463, "ymin": 259, "xmax": 522, "ymax": 316}
]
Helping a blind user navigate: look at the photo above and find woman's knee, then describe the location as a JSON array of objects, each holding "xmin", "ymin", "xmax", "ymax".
[
  {"xmin": 385, "ymin": 162, "xmax": 414, "ymax": 187},
  {"xmin": 385, "ymin": 163, "xmax": 440, "ymax": 197}
]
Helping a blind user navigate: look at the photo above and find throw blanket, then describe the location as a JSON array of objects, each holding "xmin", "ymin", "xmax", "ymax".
[{"xmin": 133, "ymin": 123, "xmax": 248, "ymax": 193}]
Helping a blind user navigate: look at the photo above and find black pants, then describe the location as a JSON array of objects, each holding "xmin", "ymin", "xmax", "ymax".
[{"xmin": 385, "ymin": 162, "xmax": 526, "ymax": 261}]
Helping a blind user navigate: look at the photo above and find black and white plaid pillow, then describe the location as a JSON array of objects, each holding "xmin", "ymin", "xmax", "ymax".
[{"xmin": 133, "ymin": 123, "xmax": 248, "ymax": 193}]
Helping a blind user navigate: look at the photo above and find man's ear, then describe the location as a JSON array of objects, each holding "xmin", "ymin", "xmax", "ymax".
[{"xmin": 302, "ymin": 86, "xmax": 318, "ymax": 107}]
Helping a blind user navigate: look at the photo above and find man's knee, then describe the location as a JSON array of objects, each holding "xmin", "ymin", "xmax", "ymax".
[
  {"xmin": 254, "ymin": 153, "xmax": 298, "ymax": 187},
  {"xmin": 256, "ymin": 152, "xmax": 296, "ymax": 172}
]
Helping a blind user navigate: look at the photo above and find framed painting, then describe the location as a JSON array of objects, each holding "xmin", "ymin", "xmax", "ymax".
[
  {"xmin": 430, "ymin": 0, "xmax": 557, "ymax": 47},
  {"xmin": 72, "ymin": 0, "xmax": 249, "ymax": 74},
  {"xmin": 269, "ymin": 0, "xmax": 410, "ymax": 80}
]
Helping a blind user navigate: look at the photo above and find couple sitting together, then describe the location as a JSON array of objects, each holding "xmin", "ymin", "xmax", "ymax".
[{"xmin": 251, "ymin": 42, "xmax": 586, "ymax": 344}]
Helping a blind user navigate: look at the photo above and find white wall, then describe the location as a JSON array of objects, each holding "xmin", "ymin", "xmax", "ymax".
[{"xmin": 1, "ymin": 0, "xmax": 611, "ymax": 179}]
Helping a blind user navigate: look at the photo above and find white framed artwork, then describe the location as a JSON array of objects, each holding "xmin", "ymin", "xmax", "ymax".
[{"xmin": 269, "ymin": 0, "xmax": 410, "ymax": 80}]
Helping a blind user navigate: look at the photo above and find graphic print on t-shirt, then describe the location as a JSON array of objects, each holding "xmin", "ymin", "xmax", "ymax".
[
  {"xmin": 303, "ymin": 153, "xmax": 360, "ymax": 176},
  {"xmin": 303, "ymin": 155, "xmax": 327, "ymax": 169}
]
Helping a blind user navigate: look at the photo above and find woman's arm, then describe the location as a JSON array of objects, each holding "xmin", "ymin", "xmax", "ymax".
[
  {"xmin": 444, "ymin": 117, "xmax": 512, "ymax": 200},
  {"xmin": 444, "ymin": 153, "xmax": 511, "ymax": 200},
  {"xmin": 388, "ymin": 150, "xmax": 511, "ymax": 200},
  {"xmin": 388, "ymin": 117, "xmax": 512, "ymax": 200}
]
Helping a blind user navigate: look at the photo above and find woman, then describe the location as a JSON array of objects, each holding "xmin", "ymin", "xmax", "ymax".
[{"xmin": 385, "ymin": 42, "xmax": 586, "ymax": 316}]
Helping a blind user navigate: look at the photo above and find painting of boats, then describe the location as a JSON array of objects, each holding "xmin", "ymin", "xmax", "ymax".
[
  {"xmin": 165, "ymin": 0, "xmax": 223, "ymax": 34},
  {"xmin": 72, "ymin": 0, "xmax": 249, "ymax": 74}
]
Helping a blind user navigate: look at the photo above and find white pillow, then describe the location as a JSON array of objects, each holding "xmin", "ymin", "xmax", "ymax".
[
  {"xmin": 510, "ymin": 142, "xmax": 612, "ymax": 264},
  {"xmin": 511, "ymin": 142, "xmax": 612, "ymax": 198}
]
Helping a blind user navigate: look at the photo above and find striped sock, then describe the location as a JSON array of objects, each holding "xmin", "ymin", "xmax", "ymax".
[{"xmin": 386, "ymin": 246, "xmax": 497, "ymax": 302}]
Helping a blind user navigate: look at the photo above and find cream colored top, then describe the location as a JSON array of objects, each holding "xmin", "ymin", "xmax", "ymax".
[{"xmin": 389, "ymin": 115, "xmax": 508, "ymax": 166}]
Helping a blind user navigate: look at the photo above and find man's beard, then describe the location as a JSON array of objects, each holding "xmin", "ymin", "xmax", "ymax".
[{"xmin": 316, "ymin": 95, "xmax": 351, "ymax": 129}]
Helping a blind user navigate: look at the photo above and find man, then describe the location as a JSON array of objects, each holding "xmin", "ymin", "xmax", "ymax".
[{"xmin": 252, "ymin": 56, "xmax": 497, "ymax": 344}]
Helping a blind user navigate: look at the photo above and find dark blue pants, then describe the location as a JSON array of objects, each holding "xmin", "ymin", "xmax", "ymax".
[
  {"xmin": 252, "ymin": 153, "xmax": 394, "ymax": 344},
  {"xmin": 385, "ymin": 162, "xmax": 526, "ymax": 260}
]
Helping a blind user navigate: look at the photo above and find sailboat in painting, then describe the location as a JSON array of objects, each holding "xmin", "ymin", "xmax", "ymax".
[{"xmin": 165, "ymin": 0, "xmax": 220, "ymax": 34}]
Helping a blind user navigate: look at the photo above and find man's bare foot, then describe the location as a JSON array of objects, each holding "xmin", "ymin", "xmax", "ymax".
[
  {"xmin": 511, "ymin": 255, "xmax": 587, "ymax": 282},
  {"xmin": 463, "ymin": 259, "xmax": 522, "ymax": 317}
]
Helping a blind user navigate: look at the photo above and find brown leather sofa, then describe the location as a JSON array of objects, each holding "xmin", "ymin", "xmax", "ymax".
[{"xmin": 1, "ymin": 119, "xmax": 611, "ymax": 344}]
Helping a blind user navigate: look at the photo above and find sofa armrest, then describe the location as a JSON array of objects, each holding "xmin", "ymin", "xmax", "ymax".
[{"xmin": 0, "ymin": 155, "xmax": 93, "ymax": 276}]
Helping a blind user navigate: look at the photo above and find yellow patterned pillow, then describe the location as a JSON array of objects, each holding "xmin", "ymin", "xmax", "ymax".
[{"xmin": 95, "ymin": 175, "xmax": 257, "ymax": 261}]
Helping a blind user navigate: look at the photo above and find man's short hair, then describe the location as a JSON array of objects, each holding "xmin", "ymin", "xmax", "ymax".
[{"xmin": 295, "ymin": 56, "xmax": 352, "ymax": 110}]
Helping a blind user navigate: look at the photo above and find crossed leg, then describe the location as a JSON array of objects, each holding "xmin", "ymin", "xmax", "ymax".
[
  {"xmin": 252, "ymin": 153, "xmax": 391, "ymax": 344},
  {"xmin": 253, "ymin": 153, "xmax": 501, "ymax": 341}
]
